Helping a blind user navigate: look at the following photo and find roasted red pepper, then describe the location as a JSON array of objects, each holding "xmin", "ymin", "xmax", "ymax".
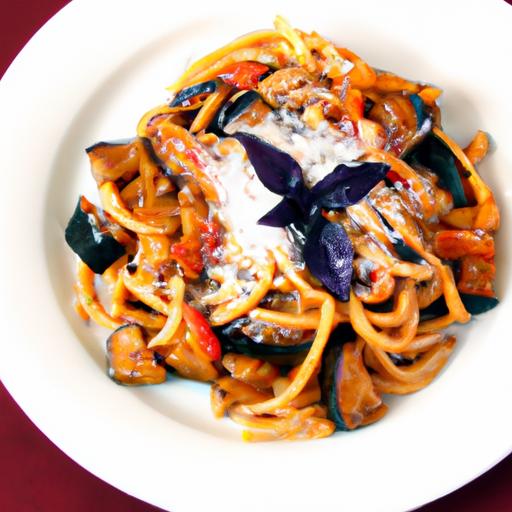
[
  {"xmin": 218, "ymin": 61, "xmax": 269, "ymax": 90},
  {"xmin": 457, "ymin": 255, "xmax": 496, "ymax": 298},
  {"xmin": 433, "ymin": 230, "xmax": 494, "ymax": 260},
  {"xmin": 182, "ymin": 303, "xmax": 222, "ymax": 361},
  {"xmin": 170, "ymin": 238, "xmax": 203, "ymax": 276},
  {"xmin": 169, "ymin": 217, "xmax": 222, "ymax": 277}
]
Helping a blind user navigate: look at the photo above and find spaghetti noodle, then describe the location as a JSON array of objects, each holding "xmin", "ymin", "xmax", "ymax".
[{"xmin": 65, "ymin": 16, "xmax": 500, "ymax": 441}]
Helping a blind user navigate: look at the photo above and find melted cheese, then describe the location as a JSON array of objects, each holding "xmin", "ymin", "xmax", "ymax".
[
  {"xmin": 210, "ymin": 151, "xmax": 289, "ymax": 260},
  {"xmin": 226, "ymin": 109, "xmax": 364, "ymax": 186},
  {"xmin": 210, "ymin": 110, "xmax": 364, "ymax": 258}
]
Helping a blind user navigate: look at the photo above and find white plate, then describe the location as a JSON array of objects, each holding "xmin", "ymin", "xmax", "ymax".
[{"xmin": 1, "ymin": 0, "xmax": 511, "ymax": 511}]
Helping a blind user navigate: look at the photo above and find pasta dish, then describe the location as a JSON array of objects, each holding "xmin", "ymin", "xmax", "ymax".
[{"xmin": 65, "ymin": 16, "xmax": 500, "ymax": 441}]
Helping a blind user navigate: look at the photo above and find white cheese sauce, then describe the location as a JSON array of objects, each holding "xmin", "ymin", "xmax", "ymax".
[
  {"xmin": 209, "ymin": 110, "xmax": 364, "ymax": 258},
  {"xmin": 226, "ymin": 109, "xmax": 364, "ymax": 186},
  {"xmin": 210, "ymin": 151, "xmax": 290, "ymax": 260}
]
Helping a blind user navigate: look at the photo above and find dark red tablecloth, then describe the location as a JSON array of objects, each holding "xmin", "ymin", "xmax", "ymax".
[{"xmin": 1, "ymin": 2, "xmax": 511, "ymax": 511}]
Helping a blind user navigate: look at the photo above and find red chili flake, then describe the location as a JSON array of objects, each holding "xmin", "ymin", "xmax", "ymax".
[
  {"xmin": 199, "ymin": 219, "xmax": 222, "ymax": 265},
  {"xmin": 386, "ymin": 170, "xmax": 410, "ymax": 189}
]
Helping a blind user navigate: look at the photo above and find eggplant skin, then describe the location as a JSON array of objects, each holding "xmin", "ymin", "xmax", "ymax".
[
  {"xmin": 460, "ymin": 293, "xmax": 499, "ymax": 315},
  {"xmin": 85, "ymin": 138, "xmax": 135, "ymax": 154},
  {"xmin": 372, "ymin": 208, "xmax": 424, "ymax": 264},
  {"xmin": 107, "ymin": 324, "xmax": 167, "ymax": 385},
  {"xmin": 65, "ymin": 197, "xmax": 125, "ymax": 274},
  {"xmin": 420, "ymin": 294, "xmax": 498, "ymax": 320},
  {"xmin": 406, "ymin": 133, "xmax": 468, "ymax": 208},
  {"xmin": 170, "ymin": 80, "xmax": 218, "ymax": 107},
  {"xmin": 320, "ymin": 325, "xmax": 358, "ymax": 430},
  {"xmin": 321, "ymin": 344, "xmax": 350, "ymax": 431},
  {"xmin": 211, "ymin": 90, "xmax": 262, "ymax": 134},
  {"xmin": 214, "ymin": 318, "xmax": 313, "ymax": 355}
]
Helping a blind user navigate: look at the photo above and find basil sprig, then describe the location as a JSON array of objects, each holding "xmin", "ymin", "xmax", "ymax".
[{"xmin": 233, "ymin": 132, "xmax": 389, "ymax": 301}]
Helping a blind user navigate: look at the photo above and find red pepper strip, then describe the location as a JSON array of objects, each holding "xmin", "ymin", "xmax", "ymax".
[
  {"xmin": 170, "ymin": 238, "xmax": 203, "ymax": 277},
  {"xmin": 182, "ymin": 303, "xmax": 222, "ymax": 361},
  {"xmin": 386, "ymin": 170, "xmax": 410, "ymax": 189},
  {"xmin": 218, "ymin": 61, "xmax": 269, "ymax": 90}
]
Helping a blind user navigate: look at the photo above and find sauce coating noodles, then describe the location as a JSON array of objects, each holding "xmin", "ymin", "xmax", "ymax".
[{"xmin": 66, "ymin": 16, "xmax": 499, "ymax": 441}]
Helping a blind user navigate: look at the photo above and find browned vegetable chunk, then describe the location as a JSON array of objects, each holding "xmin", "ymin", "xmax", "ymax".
[
  {"xmin": 107, "ymin": 324, "xmax": 167, "ymax": 385},
  {"xmin": 86, "ymin": 140, "xmax": 140, "ymax": 186},
  {"xmin": 368, "ymin": 94, "xmax": 418, "ymax": 156},
  {"xmin": 433, "ymin": 230, "xmax": 494, "ymax": 260},
  {"xmin": 457, "ymin": 255, "xmax": 496, "ymax": 298},
  {"xmin": 336, "ymin": 341, "xmax": 387, "ymax": 429},
  {"xmin": 258, "ymin": 67, "xmax": 315, "ymax": 109}
]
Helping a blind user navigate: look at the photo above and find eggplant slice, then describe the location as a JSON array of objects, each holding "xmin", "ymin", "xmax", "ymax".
[
  {"xmin": 420, "ymin": 294, "xmax": 499, "ymax": 319},
  {"xmin": 170, "ymin": 80, "xmax": 219, "ymax": 107},
  {"xmin": 214, "ymin": 317, "xmax": 313, "ymax": 365},
  {"xmin": 405, "ymin": 132, "xmax": 468, "ymax": 208},
  {"xmin": 86, "ymin": 138, "xmax": 140, "ymax": 186},
  {"xmin": 65, "ymin": 196, "xmax": 126, "ymax": 274},
  {"xmin": 107, "ymin": 324, "xmax": 167, "ymax": 385},
  {"xmin": 321, "ymin": 341, "xmax": 387, "ymax": 430}
]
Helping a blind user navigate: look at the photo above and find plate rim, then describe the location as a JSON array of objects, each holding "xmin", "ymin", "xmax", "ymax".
[{"xmin": 1, "ymin": 1, "xmax": 511, "ymax": 511}]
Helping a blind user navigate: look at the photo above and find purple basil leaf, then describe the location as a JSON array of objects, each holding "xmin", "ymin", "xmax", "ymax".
[
  {"xmin": 303, "ymin": 214, "xmax": 353, "ymax": 301},
  {"xmin": 258, "ymin": 197, "xmax": 303, "ymax": 227},
  {"xmin": 232, "ymin": 132, "xmax": 305, "ymax": 196},
  {"xmin": 311, "ymin": 162, "xmax": 389, "ymax": 209}
]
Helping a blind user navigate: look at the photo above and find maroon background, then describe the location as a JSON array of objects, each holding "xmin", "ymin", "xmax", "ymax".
[{"xmin": 1, "ymin": 1, "xmax": 511, "ymax": 511}]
